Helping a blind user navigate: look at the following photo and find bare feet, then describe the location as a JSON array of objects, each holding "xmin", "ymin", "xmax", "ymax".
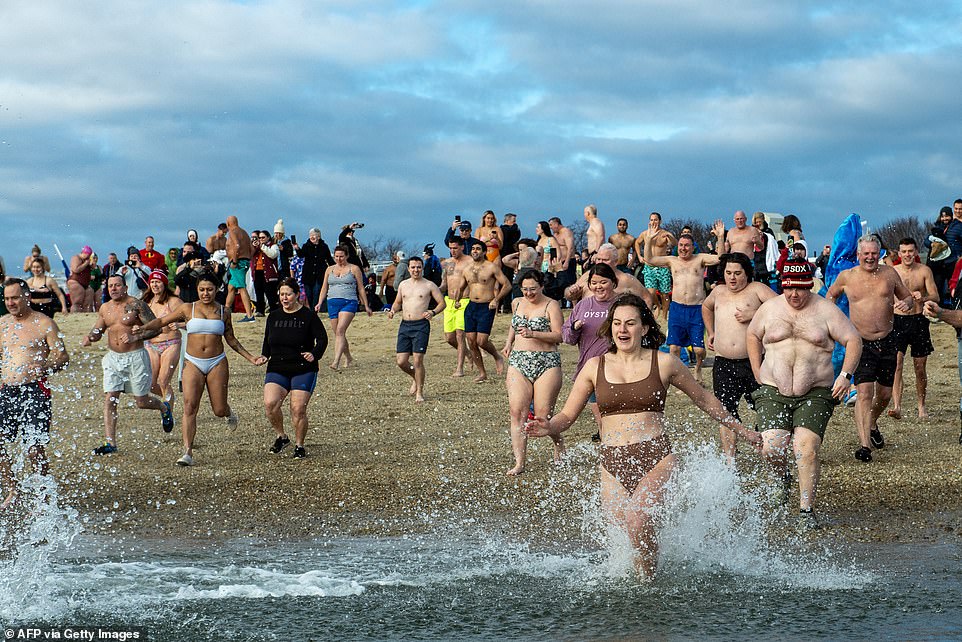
[
  {"xmin": 329, "ymin": 362, "xmax": 340, "ymax": 371},
  {"xmin": 918, "ymin": 407, "xmax": 929, "ymax": 420},
  {"xmin": 1, "ymin": 489, "xmax": 16, "ymax": 510},
  {"xmin": 415, "ymin": 394, "xmax": 425, "ymax": 403},
  {"xmin": 495, "ymin": 355, "xmax": 505, "ymax": 376},
  {"xmin": 473, "ymin": 374, "xmax": 488, "ymax": 383},
  {"xmin": 887, "ymin": 408, "xmax": 902, "ymax": 420},
  {"xmin": 450, "ymin": 370, "xmax": 465, "ymax": 378},
  {"xmin": 409, "ymin": 382, "xmax": 417, "ymax": 396},
  {"xmin": 506, "ymin": 464, "xmax": 524, "ymax": 476}
]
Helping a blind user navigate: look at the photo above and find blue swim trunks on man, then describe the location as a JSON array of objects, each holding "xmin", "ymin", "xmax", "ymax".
[
  {"xmin": 666, "ymin": 301, "xmax": 705, "ymax": 348},
  {"xmin": 464, "ymin": 301, "xmax": 496, "ymax": 334}
]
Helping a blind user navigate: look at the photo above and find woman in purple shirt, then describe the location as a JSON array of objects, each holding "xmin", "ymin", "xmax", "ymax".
[{"xmin": 562, "ymin": 263, "xmax": 619, "ymax": 436}]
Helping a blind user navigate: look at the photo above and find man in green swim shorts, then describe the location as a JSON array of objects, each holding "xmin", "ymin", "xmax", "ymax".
[
  {"xmin": 746, "ymin": 263, "xmax": 862, "ymax": 529},
  {"xmin": 225, "ymin": 215, "xmax": 255, "ymax": 322},
  {"xmin": 442, "ymin": 240, "xmax": 473, "ymax": 377}
]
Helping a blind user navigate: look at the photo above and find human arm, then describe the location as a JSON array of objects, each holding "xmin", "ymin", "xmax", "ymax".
[
  {"xmin": 49, "ymin": 278, "xmax": 69, "ymax": 314},
  {"xmin": 81, "ymin": 313, "xmax": 108, "ymax": 346},
  {"xmin": 826, "ymin": 306, "xmax": 862, "ymax": 398},
  {"xmin": 702, "ymin": 289, "xmax": 717, "ymax": 351},
  {"xmin": 502, "ymin": 251, "xmax": 520, "ymax": 270},
  {"xmin": 490, "ymin": 267, "xmax": 512, "ymax": 309},
  {"xmin": 920, "ymin": 267, "xmax": 938, "ymax": 304},
  {"xmin": 924, "ymin": 301, "xmax": 962, "ymax": 327},
  {"xmin": 667, "ymin": 355, "xmax": 761, "ymax": 444},
  {"xmin": 523, "ymin": 359, "xmax": 596, "ymax": 437},
  {"xmin": 354, "ymin": 265, "xmax": 372, "ymax": 316},
  {"xmin": 307, "ymin": 310, "xmax": 329, "ymax": 361},
  {"xmin": 314, "ymin": 267, "xmax": 332, "ymax": 312},
  {"xmin": 825, "ymin": 272, "xmax": 846, "ymax": 303},
  {"xmin": 502, "ymin": 300, "xmax": 519, "ymax": 357},
  {"xmin": 44, "ymin": 320, "xmax": 69, "ymax": 373},
  {"xmin": 746, "ymin": 312, "xmax": 766, "ymax": 382},
  {"xmin": 643, "ymin": 230, "xmax": 671, "ymax": 268},
  {"xmin": 891, "ymin": 272, "xmax": 915, "ymax": 312},
  {"xmin": 223, "ymin": 314, "xmax": 267, "ymax": 365},
  {"xmin": 561, "ymin": 301, "xmax": 584, "ymax": 345}
]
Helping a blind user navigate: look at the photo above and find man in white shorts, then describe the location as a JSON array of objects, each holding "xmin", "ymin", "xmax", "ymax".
[{"xmin": 82, "ymin": 274, "xmax": 174, "ymax": 454}]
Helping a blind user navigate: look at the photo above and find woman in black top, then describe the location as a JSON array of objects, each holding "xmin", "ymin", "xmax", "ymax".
[
  {"xmin": 262, "ymin": 277, "xmax": 329, "ymax": 458},
  {"xmin": 294, "ymin": 228, "xmax": 334, "ymax": 311}
]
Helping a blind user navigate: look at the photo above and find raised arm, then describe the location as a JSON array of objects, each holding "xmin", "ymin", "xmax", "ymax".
[{"xmin": 643, "ymin": 231, "xmax": 671, "ymax": 268}]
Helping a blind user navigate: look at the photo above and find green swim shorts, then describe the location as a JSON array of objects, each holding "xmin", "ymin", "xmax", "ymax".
[
  {"xmin": 752, "ymin": 384, "xmax": 835, "ymax": 441},
  {"xmin": 228, "ymin": 259, "xmax": 250, "ymax": 289}
]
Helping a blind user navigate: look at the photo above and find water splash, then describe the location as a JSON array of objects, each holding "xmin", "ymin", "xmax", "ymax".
[{"xmin": 0, "ymin": 473, "xmax": 82, "ymax": 622}]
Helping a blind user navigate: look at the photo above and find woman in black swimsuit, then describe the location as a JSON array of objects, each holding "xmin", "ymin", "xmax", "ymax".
[
  {"xmin": 26, "ymin": 258, "xmax": 68, "ymax": 318},
  {"xmin": 526, "ymin": 293, "xmax": 760, "ymax": 578}
]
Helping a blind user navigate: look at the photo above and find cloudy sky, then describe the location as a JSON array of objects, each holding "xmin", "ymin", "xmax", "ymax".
[{"xmin": 2, "ymin": 0, "xmax": 961, "ymax": 274}]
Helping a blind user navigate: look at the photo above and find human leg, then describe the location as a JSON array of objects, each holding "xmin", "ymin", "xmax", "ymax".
[
  {"xmin": 411, "ymin": 353, "xmax": 426, "ymax": 402},
  {"xmin": 601, "ymin": 452, "xmax": 678, "ymax": 578},
  {"xmin": 396, "ymin": 352, "xmax": 416, "ymax": 395},
  {"xmin": 505, "ymin": 366, "xmax": 533, "ymax": 475},
  {"xmin": 103, "ymin": 392, "xmax": 121, "ymax": 445},
  {"xmin": 532, "ymin": 365, "xmax": 564, "ymax": 462},
  {"xmin": 158, "ymin": 342, "xmax": 181, "ymax": 406},
  {"xmin": 792, "ymin": 428, "xmax": 822, "ymax": 512},
  {"xmin": 889, "ymin": 351, "xmax": 905, "ymax": 419},
  {"xmin": 147, "ymin": 344, "xmax": 163, "ymax": 397},
  {"xmin": 253, "ymin": 270, "xmax": 267, "ymax": 314},
  {"xmin": 264, "ymin": 382, "xmax": 290, "ymax": 440},
  {"xmin": 205, "ymin": 357, "xmax": 232, "ymax": 418},
  {"xmin": 289, "ymin": 390, "xmax": 312, "ymax": 448},
  {"xmin": 67, "ymin": 280, "xmax": 85, "ymax": 313},
  {"xmin": 465, "ymin": 332, "xmax": 486, "ymax": 381},
  {"xmin": 180, "ymin": 363, "xmax": 206, "ymax": 458},
  {"xmin": 0, "ymin": 444, "xmax": 15, "ymax": 509},
  {"xmin": 913, "ymin": 355, "xmax": 928, "ymax": 419},
  {"xmin": 335, "ymin": 311, "xmax": 356, "ymax": 367}
]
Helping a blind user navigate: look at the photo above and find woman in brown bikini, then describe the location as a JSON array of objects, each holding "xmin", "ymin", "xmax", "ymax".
[{"xmin": 525, "ymin": 293, "xmax": 760, "ymax": 578}]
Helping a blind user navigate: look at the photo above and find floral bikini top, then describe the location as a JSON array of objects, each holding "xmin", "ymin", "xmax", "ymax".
[{"xmin": 511, "ymin": 302, "xmax": 551, "ymax": 332}]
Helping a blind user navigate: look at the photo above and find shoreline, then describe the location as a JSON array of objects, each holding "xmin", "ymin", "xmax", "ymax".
[{"xmin": 3, "ymin": 311, "xmax": 962, "ymax": 545}]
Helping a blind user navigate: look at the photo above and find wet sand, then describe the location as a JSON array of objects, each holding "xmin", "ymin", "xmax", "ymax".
[{"xmin": 8, "ymin": 311, "xmax": 962, "ymax": 544}]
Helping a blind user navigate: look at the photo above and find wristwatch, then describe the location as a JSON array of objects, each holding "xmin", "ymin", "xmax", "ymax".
[{"xmin": 840, "ymin": 371, "xmax": 853, "ymax": 381}]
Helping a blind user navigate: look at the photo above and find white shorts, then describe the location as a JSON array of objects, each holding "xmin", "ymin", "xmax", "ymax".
[{"xmin": 103, "ymin": 348, "xmax": 152, "ymax": 396}]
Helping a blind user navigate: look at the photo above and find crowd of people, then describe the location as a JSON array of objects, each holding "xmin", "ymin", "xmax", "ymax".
[{"xmin": 3, "ymin": 199, "xmax": 962, "ymax": 578}]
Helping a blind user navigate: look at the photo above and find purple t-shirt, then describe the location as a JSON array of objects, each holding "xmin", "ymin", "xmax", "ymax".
[{"xmin": 562, "ymin": 296, "xmax": 613, "ymax": 377}]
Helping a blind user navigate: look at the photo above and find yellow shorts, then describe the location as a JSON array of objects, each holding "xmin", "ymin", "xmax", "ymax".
[{"xmin": 443, "ymin": 296, "xmax": 470, "ymax": 333}]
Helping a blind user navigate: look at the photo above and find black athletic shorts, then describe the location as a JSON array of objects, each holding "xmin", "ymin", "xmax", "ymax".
[
  {"xmin": 892, "ymin": 313, "xmax": 934, "ymax": 358},
  {"xmin": 712, "ymin": 356, "xmax": 759, "ymax": 421},
  {"xmin": 396, "ymin": 318, "xmax": 431, "ymax": 354},
  {"xmin": 853, "ymin": 331, "xmax": 898, "ymax": 387},
  {"xmin": 0, "ymin": 380, "xmax": 53, "ymax": 446}
]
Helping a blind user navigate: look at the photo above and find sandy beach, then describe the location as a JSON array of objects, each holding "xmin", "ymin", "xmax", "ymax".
[{"xmin": 7, "ymin": 310, "xmax": 962, "ymax": 545}]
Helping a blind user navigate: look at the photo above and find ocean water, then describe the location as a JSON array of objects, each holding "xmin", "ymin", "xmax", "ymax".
[{"xmin": 1, "ymin": 447, "xmax": 960, "ymax": 641}]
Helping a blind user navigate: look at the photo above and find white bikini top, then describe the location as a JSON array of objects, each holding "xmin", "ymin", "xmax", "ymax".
[{"xmin": 185, "ymin": 303, "xmax": 225, "ymax": 336}]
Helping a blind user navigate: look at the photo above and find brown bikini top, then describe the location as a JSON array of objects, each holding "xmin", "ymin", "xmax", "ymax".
[{"xmin": 595, "ymin": 351, "xmax": 666, "ymax": 416}]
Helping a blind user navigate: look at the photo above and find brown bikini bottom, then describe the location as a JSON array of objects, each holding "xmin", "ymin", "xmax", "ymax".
[{"xmin": 599, "ymin": 434, "xmax": 672, "ymax": 495}]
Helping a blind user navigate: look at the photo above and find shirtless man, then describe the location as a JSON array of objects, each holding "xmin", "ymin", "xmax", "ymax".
[
  {"xmin": 225, "ymin": 215, "xmax": 255, "ymax": 322},
  {"xmin": 645, "ymin": 221, "xmax": 724, "ymax": 380},
  {"xmin": 441, "ymin": 240, "xmax": 474, "ymax": 377},
  {"xmin": 702, "ymin": 253, "xmax": 776, "ymax": 458},
  {"xmin": 747, "ymin": 262, "xmax": 861, "ymax": 526},
  {"xmin": 388, "ymin": 256, "xmax": 445, "ymax": 403},
  {"xmin": 584, "ymin": 204, "xmax": 606, "ymax": 257},
  {"xmin": 826, "ymin": 235, "xmax": 914, "ymax": 462},
  {"xmin": 67, "ymin": 245, "xmax": 96, "ymax": 312},
  {"xmin": 564, "ymin": 243, "xmax": 653, "ymax": 308},
  {"xmin": 634, "ymin": 212, "xmax": 676, "ymax": 319},
  {"xmin": 455, "ymin": 243, "xmax": 511, "ymax": 382},
  {"xmin": 380, "ymin": 254, "xmax": 399, "ymax": 304},
  {"xmin": 0, "ymin": 279, "xmax": 69, "ymax": 509},
  {"xmin": 888, "ymin": 237, "xmax": 938, "ymax": 420},
  {"xmin": 725, "ymin": 210, "xmax": 763, "ymax": 259},
  {"xmin": 608, "ymin": 218, "xmax": 635, "ymax": 270},
  {"xmin": 548, "ymin": 217, "xmax": 577, "ymax": 292},
  {"xmin": 81, "ymin": 274, "xmax": 174, "ymax": 454},
  {"xmin": 206, "ymin": 223, "xmax": 228, "ymax": 254}
]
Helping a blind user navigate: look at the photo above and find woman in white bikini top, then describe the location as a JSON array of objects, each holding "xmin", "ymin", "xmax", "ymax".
[{"xmin": 131, "ymin": 271, "xmax": 266, "ymax": 467}]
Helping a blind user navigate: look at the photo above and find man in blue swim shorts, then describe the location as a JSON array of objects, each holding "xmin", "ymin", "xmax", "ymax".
[
  {"xmin": 644, "ymin": 223, "xmax": 725, "ymax": 381},
  {"xmin": 457, "ymin": 243, "xmax": 511, "ymax": 382},
  {"xmin": 389, "ymin": 256, "xmax": 446, "ymax": 403}
]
